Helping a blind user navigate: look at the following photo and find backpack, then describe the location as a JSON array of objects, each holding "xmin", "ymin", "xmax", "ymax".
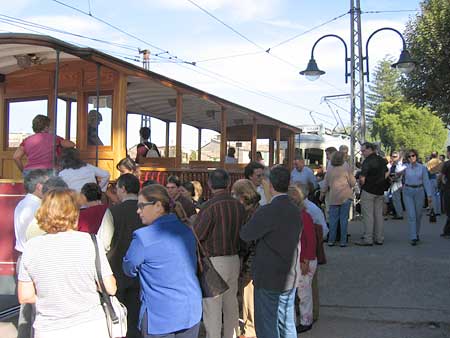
[{"xmin": 143, "ymin": 142, "xmax": 160, "ymax": 158}]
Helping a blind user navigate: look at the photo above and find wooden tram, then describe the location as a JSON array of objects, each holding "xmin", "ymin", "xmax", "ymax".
[{"xmin": 0, "ymin": 33, "xmax": 300, "ymax": 310}]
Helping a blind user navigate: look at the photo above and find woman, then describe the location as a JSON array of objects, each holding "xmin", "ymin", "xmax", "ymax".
[
  {"xmin": 231, "ymin": 179, "xmax": 260, "ymax": 338},
  {"xmin": 58, "ymin": 148, "xmax": 110, "ymax": 192},
  {"xmin": 401, "ymin": 149, "xmax": 432, "ymax": 245},
  {"xmin": 288, "ymin": 185, "xmax": 317, "ymax": 333},
  {"xmin": 123, "ymin": 185, "xmax": 202, "ymax": 338},
  {"xmin": 17, "ymin": 189, "xmax": 116, "ymax": 338},
  {"xmin": 78, "ymin": 183, "xmax": 114, "ymax": 253},
  {"xmin": 135, "ymin": 127, "xmax": 161, "ymax": 163},
  {"xmin": 321, "ymin": 151, "xmax": 356, "ymax": 247},
  {"xmin": 13, "ymin": 114, "xmax": 74, "ymax": 175},
  {"xmin": 116, "ymin": 157, "xmax": 141, "ymax": 178}
]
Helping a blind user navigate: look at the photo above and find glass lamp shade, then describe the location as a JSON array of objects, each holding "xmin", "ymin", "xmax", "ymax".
[
  {"xmin": 300, "ymin": 58, "xmax": 325, "ymax": 81},
  {"xmin": 392, "ymin": 50, "xmax": 416, "ymax": 73}
]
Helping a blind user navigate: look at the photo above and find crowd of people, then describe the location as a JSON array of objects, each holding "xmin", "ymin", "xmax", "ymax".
[{"xmin": 12, "ymin": 115, "xmax": 450, "ymax": 338}]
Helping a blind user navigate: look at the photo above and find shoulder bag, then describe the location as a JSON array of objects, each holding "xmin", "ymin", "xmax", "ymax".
[
  {"xmin": 91, "ymin": 234, "xmax": 128, "ymax": 338},
  {"xmin": 189, "ymin": 227, "xmax": 229, "ymax": 298}
]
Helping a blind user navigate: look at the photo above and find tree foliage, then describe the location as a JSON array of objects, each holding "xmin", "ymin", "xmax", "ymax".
[
  {"xmin": 371, "ymin": 101, "xmax": 447, "ymax": 156},
  {"xmin": 402, "ymin": 0, "xmax": 450, "ymax": 126}
]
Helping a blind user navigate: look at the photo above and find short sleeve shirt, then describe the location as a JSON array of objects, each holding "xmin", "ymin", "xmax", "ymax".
[
  {"xmin": 18, "ymin": 231, "xmax": 112, "ymax": 331},
  {"xmin": 21, "ymin": 133, "xmax": 63, "ymax": 170}
]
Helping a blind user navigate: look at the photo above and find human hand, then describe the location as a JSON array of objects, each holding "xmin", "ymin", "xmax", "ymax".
[{"xmin": 300, "ymin": 261, "xmax": 309, "ymax": 275}]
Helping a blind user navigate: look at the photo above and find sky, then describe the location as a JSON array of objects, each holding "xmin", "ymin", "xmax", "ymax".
[{"xmin": 0, "ymin": 0, "xmax": 422, "ymax": 151}]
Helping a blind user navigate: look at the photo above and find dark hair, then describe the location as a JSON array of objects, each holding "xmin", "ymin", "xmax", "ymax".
[
  {"xmin": 361, "ymin": 142, "xmax": 377, "ymax": 151},
  {"xmin": 81, "ymin": 183, "xmax": 102, "ymax": 202},
  {"xmin": 407, "ymin": 149, "xmax": 419, "ymax": 158},
  {"xmin": 139, "ymin": 184, "xmax": 187, "ymax": 221},
  {"xmin": 325, "ymin": 147, "xmax": 337, "ymax": 154},
  {"xmin": 24, "ymin": 169, "xmax": 49, "ymax": 193},
  {"xmin": 167, "ymin": 175, "xmax": 181, "ymax": 187},
  {"xmin": 431, "ymin": 151, "xmax": 438, "ymax": 158},
  {"xmin": 182, "ymin": 181, "xmax": 195, "ymax": 197},
  {"xmin": 142, "ymin": 179, "xmax": 157, "ymax": 188},
  {"xmin": 270, "ymin": 165, "xmax": 290, "ymax": 193},
  {"xmin": 42, "ymin": 176, "xmax": 69, "ymax": 194},
  {"xmin": 244, "ymin": 161, "xmax": 265, "ymax": 179},
  {"xmin": 330, "ymin": 151, "xmax": 345, "ymax": 167},
  {"xmin": 60, "ymin": 148, "xmax": 86, "ymax": 170},
  {"xmin": 227, "ymin": 147, "xmax": 236, "ymax": 157},
  {"xmin": 209, "ymin": 169, "xmax": 229, "ymax": 189},
  {"xmin": 117, "ymin": 173, "xmax": 140, "ymax": 194},
  {"xmin": 140, "ymin": 127, "xmax": 151, "ymax": 140},
  {"xmin": 116, "ymin": 157, "xmax": 138, "ymax": 173},
  {"xmin": 32, "ymin": 115, "xmax": 51, "ymax": 133}
]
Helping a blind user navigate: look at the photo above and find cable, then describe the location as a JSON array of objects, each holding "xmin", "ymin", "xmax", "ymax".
[
  {"xmin": 195, "ymin": 50, "xmax": 262, "ymax": 63},
  {"xmin": 362, "ymin": 10, "xmax": 418, "ymax": 14}
]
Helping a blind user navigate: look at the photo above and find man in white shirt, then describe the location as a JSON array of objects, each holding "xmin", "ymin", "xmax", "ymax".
[
  {"xmin": 14, "ymin": 169, "xmax": 48, "ymax": 338},
  {"xmin": 244, "ymin": 161, "xmax": 271, "ymax": 205}
]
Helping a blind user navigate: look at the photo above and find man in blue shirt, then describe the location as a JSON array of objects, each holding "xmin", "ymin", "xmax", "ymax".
[{"xmin": 291, "ymin": 157, "xmax": 318, "ymax": 191}]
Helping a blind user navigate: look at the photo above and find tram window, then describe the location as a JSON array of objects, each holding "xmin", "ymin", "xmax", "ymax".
[
  {"xmin": 56, "ymin": 97, "xmax": 77, "ymax": 144},
  {"xmin": 87, "ymin": 95, "xmax": 112, "ymax": 146},
  {"xmin": 7, "ymin": 98, "xmax": 48, "ymax": 148},
  {"xmin": 126, "ymin": 114, "xmax": 166, "ymax": 160}
]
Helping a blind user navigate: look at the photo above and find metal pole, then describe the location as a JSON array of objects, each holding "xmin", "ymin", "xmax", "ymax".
[
  {"xmin": 350, "ymin": 0, "xmax": 356, "ymax": 169},
  {"xmin": 356, "ymin": 0, "xmax": 366, "ymax": 143},
  {"xmin": 52, "ymin": 50, "xmax": 60, "ymax": 173},
  {"xmin": 95, "ymin": 63, "xmax": 100, "ymax": 167}
]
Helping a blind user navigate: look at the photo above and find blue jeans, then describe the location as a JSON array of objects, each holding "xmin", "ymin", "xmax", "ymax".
[
  {"xmin": 328, "ymin": 199, "xmax": 352, "ymax": 245},
  {"xmin": 254, "ymin": 287, "xmax": 297, "ymax": 338},
  {"xmin": 403, "ymin": 186, "xmax": 425, "ymax": 240}
]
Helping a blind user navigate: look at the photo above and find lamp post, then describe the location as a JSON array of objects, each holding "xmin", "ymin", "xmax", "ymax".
[{"xmin": 300, "ymin": 1, "xmax": 416, "ymax": 167}]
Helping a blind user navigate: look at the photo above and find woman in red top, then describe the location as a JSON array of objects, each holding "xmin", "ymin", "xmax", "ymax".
[{"xmin": 288, "ymin": 185, "xmax": 317, "ymax": 333}]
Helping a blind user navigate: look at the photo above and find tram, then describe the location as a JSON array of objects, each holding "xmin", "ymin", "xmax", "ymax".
[{"xmin": 0, "ymin": 33, "xmax": 300, "ymax": 315}]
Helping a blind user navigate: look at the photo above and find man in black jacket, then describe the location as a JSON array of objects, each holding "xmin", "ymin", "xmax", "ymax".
[
  {"xmin": 240, "ymin": 165, "xmax": 303, "ymax": 338},
  {"xmin": 108, "ymin": 174, "xmax": 144, "ymax": 338}
]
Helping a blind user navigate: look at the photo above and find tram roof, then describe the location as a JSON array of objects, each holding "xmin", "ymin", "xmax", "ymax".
[{"xmin": 0, "ymin": 33, "xmax": 300, "ymax": 139}]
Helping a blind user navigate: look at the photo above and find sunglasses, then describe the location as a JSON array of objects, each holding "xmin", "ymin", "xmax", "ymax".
[
  {"xmin": 137, "ymin": 201, "xmax": 157, "ymax": 210},
  {"xmin": 408, "ymin": 154, "xmax": 416, "ymax": 158}
]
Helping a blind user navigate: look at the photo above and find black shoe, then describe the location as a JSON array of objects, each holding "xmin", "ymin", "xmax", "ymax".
[
  {"xmin": 374, "ymin": 241, "xmax": 384, "ymax": 245},
  {"xmin": 296, "ymin": 324, "xmax": 312, "ymax": 333},
  {"xmin": 392, "ymin": 216, "xmax": 403, "ymax": 220},
  {"xmin": 410, "ymin": 239, "xmax": 418, "ymax": 246}
]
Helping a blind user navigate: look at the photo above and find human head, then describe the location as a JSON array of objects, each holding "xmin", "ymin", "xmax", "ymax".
[
  {"xmin": 180, "ymin": 181, "xmax": 195, "ymax": 199},
  {"xmin": 227, "ymin": 147, "xmax": 236, "ymax": 157},
  {"xmin": 294, "ymin": 182, "xmax": 309, "ymax": 198},
  {"xmin": 24, "ymin": 169, "xmax": 49, "ymax": 196},
  {"xmin": 407, "ymin": 149, "xmax": 419, "ymax": 164},
  {"xmin": 116, "ymin": 157, "xmax": 138, "ymax": 175},
  {"xmin": 325, "ymin": 147, "xmax": 337, "ymax": 160},
  {"xmin": 208, "ymin": 169, "xmax": 229, "ymax": 190},
  {"xmin": 166, "ymin": 175, "xmax": 181, "ymax": 199},
  {"xmin": 269, "ymin": 165, "xmax": 290, "ymax": 193},
  {"xmin": 36, "ymin": 189, "xmax": 79, "ymax": 233},
  {"xmin": 294, "ymin": 156, "xmax": 305, "ymax": 171},
  {"xmin": 390, "ymin": 151, "xmax": 399, "ymax": 162},
  {"xmin": 244, "ymin": 162, "xmax": 264, "ymax": 187},
  {"xmin": 81, "ymin": 183, "xmax": 102, "ymax": 202},
  {"xmin": 139, "ymin": 127, "xmax": 151, "ymax": 140},
  {"xmin": 137, "ymin": 184, "xmax": 170, "ymax": 224},
  {"xmin": 60, "ymin": 148, "xmax": 85, "ymax": 170},
  {"xmin": 116, "ymin": 173, "xmax": 140, "ymax": 201},
  {"xmin": 431, "ymin": 151, "xmax": 438, "ymax": 159},
  {"xmin": 88, "ymin": 110, "xmax": 102, "ymax": 126},
  {"xmin": 288, "ymin": 185, "xmax": 304, "ymax": 210},
  {"xmin": 256, "ymin": 151, "xmax": 263, "ymax": 161},
  {"xmin": 361, "ymin": 142, "xmax": 376, "ymax": 158},
  {"xmin": 231, "ymin": 179, "xmax": 260, "ymax": 210},
  {"xmin": 330, "ymin": 151, "xmax": 345, "ymax": 167},
  {"xmin": 192, "ymin": 181, "xmax": 203, "ymax": 202},
  {"xmin": 32, "ymin": 115, "xmax": 51, "ymax": 133},
  {"xmin": 42, "ymin": 176, "xmax": 69, "ymax": 194},
  {"xmin": 142, "ymin": 179, "xmax": 157, "ymax": 188},
  {"xmin": 339, "ymin": 145, "xmax": 349, "ymax": 155}
]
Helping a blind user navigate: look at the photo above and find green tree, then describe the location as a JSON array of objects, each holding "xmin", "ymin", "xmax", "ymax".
[
  {"xmin": 366, "ymin": 56, "xmax": 403, "ymax": 117},
  {"xmin": 189, "ymin": 150, "xmax": 197, "ymax": 161},
  {"xmin": 402, "ymin": 0, "xmax": 450, "ymax": 126},
  {"xmin": 371, "ymin": 101, "xmax": 447, "ymax": 156}
]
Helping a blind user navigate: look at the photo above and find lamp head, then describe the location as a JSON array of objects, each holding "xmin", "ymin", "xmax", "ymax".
[
  {"xmin": 300, "ymin": 58, "xmax": 325, "ymax": 81},
  {"xmin": 391, "ymin": 49, "xmax": 416, "ymax": 73}
]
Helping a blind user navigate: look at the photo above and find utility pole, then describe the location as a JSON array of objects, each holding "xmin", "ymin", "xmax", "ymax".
[{"xmin": 350, "ymin": 0, "xmax": 366, "ymax": 166}]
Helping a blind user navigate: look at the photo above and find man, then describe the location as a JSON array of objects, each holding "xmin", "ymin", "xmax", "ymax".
[
  {"xmin": 108, "ymin": 174, "xmax": 144, "ymax": 338},
  {"xmin": 440, "ymin": 146, "xmax": 450, "ymax": 237},
  {"xmin": 389, "ymin": 151, "xmax": 406, "ymax": 219},
  {"xmin": 194, "ymin": 169, "xmax": 246, "ymax": 338},
  {"xmin": 240, "ymin": 166, "xmax": 303, "ymax": 338},
  {"xmin": 356, "ymin": 142, "xmax": 388, "ymax": 246},
  {"xmin": 245, "ymin": 161, "xmax": 271, "ymax": 205},
  {"xmin": 291, "ymin": 156, "xmax": 318, "ymax": 191},
  {"xmin": 166, "ymin": 175, "xmax": 196, "ymax": 217},
  {"xmin": 87, "ymin": 109, "xmax": 103, "ymax": 146},
  {"xmin": 14, "ymin": 169, "xmax": 48, "ymax": 338},
  {"xmin": 325, "ymin": 147, "xmax": 338, "ymax": 170},
  {"xmin": 426, "ymin": 151, "xmax": 442, "ymax": 216},
  {"xmin": 339, "ymin": 144, "xmax": 349, "ymax": 162}
]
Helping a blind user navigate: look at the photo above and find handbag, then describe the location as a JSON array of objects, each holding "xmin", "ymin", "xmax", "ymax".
[
  {"xmin": 189, "ymin": 228, "xmax": 229, "ymax": 298},
  {"xmin": 429, "ymin": 208, "xmax": 437, "ymax": 223},
  {"xmin": 91, "ymin": 234, "xmax": 128, "ymax": 338}
]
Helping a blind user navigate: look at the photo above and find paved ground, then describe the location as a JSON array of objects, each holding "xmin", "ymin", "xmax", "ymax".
[{"xmin": 1, "ymin": 213, "xmax": 449, "ymax": 338}]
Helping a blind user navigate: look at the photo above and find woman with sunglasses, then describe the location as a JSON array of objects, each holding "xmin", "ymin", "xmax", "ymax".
[
  {"xmin": 401, "ymin": 149, "xmax": 432, "ymax": 245},
  {"xmin": 123, "ymin": 184, "xmax": 202, "ymax": 338}
]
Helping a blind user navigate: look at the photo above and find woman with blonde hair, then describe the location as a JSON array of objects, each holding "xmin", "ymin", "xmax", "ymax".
[
  {"xmin": 231, "ymin": 179, "xmax": 260, "ymax": 338},
  {"xmin": 18, "ymin": 189, "xmax": 116, "ymax": 338},
  {"xmin": 123, "ymin": 184, "xmax": 202, "ymax": 337},
  {"xmin": 288, "ymin": 185, "xmax": 317, "ymax": 333}
]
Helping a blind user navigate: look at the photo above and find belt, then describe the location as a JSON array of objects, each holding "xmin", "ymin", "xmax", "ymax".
[{"xmin": 405, "ymin": 184, "xmax": 423, "ymax": 188}]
